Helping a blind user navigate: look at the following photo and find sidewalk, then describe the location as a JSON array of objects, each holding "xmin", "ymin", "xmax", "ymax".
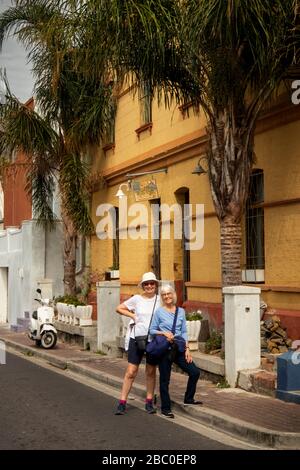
[{"xmin": 1, "ymin": 326, "xmax": 300, "ymax": 449}]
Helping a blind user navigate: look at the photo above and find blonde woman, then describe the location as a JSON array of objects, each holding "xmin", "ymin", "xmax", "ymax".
[
  {"xmin": 149, "ymin": 285, "xmax": 202, "ymax": 418},
  {"xmin": 115, "ymin": 272, "xmax": 160, "ymax": 415}
]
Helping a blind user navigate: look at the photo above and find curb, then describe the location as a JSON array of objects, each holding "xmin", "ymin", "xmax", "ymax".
[
  {"xmin": 3, "ymin": 338, "xmax": 68, "ymax": 369},
  {"xmin": 2, "ymin": 337, "xmax": 300, "ymax": 449},
  {"xmin": 173, "ymin": 402, "xmax": 300, "ymax": 449}
]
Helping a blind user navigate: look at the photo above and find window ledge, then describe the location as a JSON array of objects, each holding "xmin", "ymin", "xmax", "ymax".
[
  {"xmin": 102, "ymin": 143, "xmax": 115, "ymax": 153},
  {"xmin": 242, "ymin": 269, "xmax": 265, "ymax": 283},
  {"xmin": 178, "ymin": 101, "xmax": 199, "ymax": 119},
  {"xmin": 135, "ymin": 122, "xmax": 153, "ymax": 140}
]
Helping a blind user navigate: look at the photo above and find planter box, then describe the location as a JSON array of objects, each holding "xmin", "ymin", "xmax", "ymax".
[
  {"xmin": 110, "ymin": 270, "xmax": 120, "ymax": 279},
  {"xmin": 187, "ymin": 320, "xmax": 201, "ymax": 350},
  {"xmin": 56, "ymin": 302, "xmax": 93, "ymax": 326}
]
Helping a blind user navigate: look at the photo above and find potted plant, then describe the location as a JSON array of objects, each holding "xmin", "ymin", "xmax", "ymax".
[
  {"xmin": 186, "ymin": 310, "xmax": 203, "ymax": 350},
  {"xmin": 106, "ymin": 265, "xmax": 120, "ymax": 280}
]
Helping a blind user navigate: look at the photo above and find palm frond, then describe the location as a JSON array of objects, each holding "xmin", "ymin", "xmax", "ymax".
[
  {"xmin": 0, "ymin": 74, "xmax": 60, "ymax": 159},
  {"xmin": 59, "ymin": 152, "xmax": 94, "ymax": 235}
]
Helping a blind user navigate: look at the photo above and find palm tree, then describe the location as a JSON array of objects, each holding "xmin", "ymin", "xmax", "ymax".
[
  {"xmin": 78, "ymin": 0, "xmax": 299, "ymax": 286},
  {"xmin": 0, "ymin": 0, "xmax": 116, "ymax": 294}
]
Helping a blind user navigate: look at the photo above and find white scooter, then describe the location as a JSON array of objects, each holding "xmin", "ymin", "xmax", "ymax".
[{"xmin": 28, "ymin": 288, "xmax": 57, "ymax": 349}]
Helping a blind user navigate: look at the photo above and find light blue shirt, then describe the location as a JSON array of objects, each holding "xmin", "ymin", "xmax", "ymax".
[{"xmin": 150, "ymin": 306, "xmax": 188, "ymax": 342}]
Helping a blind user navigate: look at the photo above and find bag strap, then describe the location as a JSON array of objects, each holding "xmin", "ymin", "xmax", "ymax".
[
  {"xmin": 171, "ymin": 306, "xmax": 179, "ymax": 334},
  {"xmin": 147, "ymin": 295, "xmax": 158, "ymax": 336}
]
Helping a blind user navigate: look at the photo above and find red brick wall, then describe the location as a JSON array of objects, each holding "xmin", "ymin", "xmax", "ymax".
[
  {"xmin": 3, "ymin": 152, "xmax": 32, "ymax": 228},
  {"xmin": 3, "ymin": 98, "xmax": 34, "ymax": 229},
  {"xmin": 183, "ymin": 300, "xmax": 223, "ymax": 331},
  {"xmin": 264, "ymin": 309, "xmax": 300, "ymax": 340}
]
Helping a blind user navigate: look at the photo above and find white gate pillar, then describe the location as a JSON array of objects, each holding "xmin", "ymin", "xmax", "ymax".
[
  {"xmin": 97, "ymin": 281, "xmax": 121, "ymax": 351},
  {"xmin": 223, "ymin": 285, "xmax": 261, "ymax": 387}
]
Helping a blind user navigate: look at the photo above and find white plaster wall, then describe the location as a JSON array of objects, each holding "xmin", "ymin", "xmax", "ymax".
[
  {"xmin": 224, "ymin": 286, "xmax": 261, "ymax": 387},
  {"xmin": 0, "ymin": 183, "xmax": 3, "ymax": 229},
  {"xmin": 0, "ymin": 267, "xmax": 8, "ymax": 322},
  {"xmin": 0, "ymin": 220, "xmax": 64, "ymax": 324}
]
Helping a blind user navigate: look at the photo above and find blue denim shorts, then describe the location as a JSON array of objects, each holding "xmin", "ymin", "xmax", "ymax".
[{"xmin": 127, "ymin": 338, "xmax": 158, "ymax": 366}]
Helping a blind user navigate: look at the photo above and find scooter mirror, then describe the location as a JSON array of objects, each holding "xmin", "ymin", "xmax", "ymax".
[{"xmin": 36, "ymin": 288, "xmax": 42, "ymax": 294}]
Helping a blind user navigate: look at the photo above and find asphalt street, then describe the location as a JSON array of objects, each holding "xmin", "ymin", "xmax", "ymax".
[{"xmin": 0, "ymin": 352, "xmax": 235, "ymax": 450}]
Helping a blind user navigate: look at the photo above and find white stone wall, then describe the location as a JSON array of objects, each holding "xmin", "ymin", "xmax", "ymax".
[
  {"xmin": 0, "ymin": 220, "xmax": 64, "ymax": 325},
  {"xmin": 0, "ymin": 183, "xmax": 3, "ymax": 229}
]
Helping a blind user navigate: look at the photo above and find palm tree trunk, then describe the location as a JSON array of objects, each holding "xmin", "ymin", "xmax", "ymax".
[
  {"xmin": 62, "ymin": 213, "xmax": 77, "ymax": 295},
  {"xmin": 220, "ymin": 215, "xmax": 242, "ymax": 286},
  {"xmin": 207, "ymin": 108, "xmax": 255, "ymax": 287}
]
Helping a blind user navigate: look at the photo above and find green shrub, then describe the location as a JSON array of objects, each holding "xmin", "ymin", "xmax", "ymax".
[
  {"xmin": 205, "ymin": 330, "xmax": 222, "ymax": 353},
  {"xmin": 216, "ymin": 378, "xmax": 230, "ymax": 388},
  {"xmin": 54, "ymin": 295, "xmax": 85, "ymax": 307}
]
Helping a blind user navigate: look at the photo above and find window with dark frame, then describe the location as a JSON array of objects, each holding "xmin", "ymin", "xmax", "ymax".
[
  {"xmin": 245, "ymin": 169, "xmax": 265, "ymax": 270},
  {"xmin": 139, "ymin": 81, "xmax": 152, "ymax": 125},
  {"xmin": 151, "ymin": 199, "xmax": 161, "ymax": 280},
  {"xmin": 113, "ymin": 207, "xmax": 119, "ymax": 270},
  {"xmin": 103, "ymin": 93, "xmax": 116, "ymax": 151}
]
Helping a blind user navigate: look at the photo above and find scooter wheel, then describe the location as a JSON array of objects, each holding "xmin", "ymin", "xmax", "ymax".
[{"xmin": 41, "ymin": 331, "xmax": 57, "ymax": 349}]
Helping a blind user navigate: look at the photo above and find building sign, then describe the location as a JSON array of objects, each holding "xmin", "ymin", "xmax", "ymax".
[{"xmin": 132, "ymin": 179, "xmax": 159, "ymax": 201}]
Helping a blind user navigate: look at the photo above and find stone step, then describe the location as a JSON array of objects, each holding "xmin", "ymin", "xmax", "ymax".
[
  {"xmin": 261, "ymin": 352, "xmax": 278, "ymax": 372},
  {"xmin": 192, "ymin": 351, "xmax": 225, "ymax": 377},
  {"xmin": 238, "ymin": 369, "xmax": 276, "ymax": 397},
  {"xmin": 17, "ymin": 318, "xmax": 30, "ymax": 327}
]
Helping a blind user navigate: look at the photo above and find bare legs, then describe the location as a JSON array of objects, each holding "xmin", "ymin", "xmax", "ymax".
[
  {"xmin": 120, "ymin": 363, "xmax": 156, "ymax": 401},
  {"xmin": 145, "ymin": 363, "xmax": 156, "ymax": 400}
]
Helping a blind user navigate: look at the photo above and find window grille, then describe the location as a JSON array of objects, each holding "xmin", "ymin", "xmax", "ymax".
[{"xmin": 245, "ymin": 169, "xmax": 265, "ymax": 270}]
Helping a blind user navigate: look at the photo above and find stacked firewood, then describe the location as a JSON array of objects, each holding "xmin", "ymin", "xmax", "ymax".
[{"xmin": 261, "ymin": 315, "xmax": 293, "ymax": 354}]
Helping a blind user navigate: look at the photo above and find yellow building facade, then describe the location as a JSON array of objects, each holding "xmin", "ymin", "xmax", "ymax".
[{"xmin": 90, "ymin": 86, "xmax": 300, "ymax": 339}]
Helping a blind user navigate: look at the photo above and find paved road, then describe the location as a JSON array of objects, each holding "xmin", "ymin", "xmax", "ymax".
[{"xmin": 0, "ymin": 352, "xmax": 235, "ymax": 450}]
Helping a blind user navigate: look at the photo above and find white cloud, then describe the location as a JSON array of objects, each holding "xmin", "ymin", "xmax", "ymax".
[{"xmin": 0, "ymin": 0, "xmax": 34, "ymax": 102}]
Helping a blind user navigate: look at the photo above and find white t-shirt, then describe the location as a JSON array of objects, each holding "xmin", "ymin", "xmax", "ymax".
[{"xmin": 124, "ymin": 294, "xmax": 160, "ymax": 339}]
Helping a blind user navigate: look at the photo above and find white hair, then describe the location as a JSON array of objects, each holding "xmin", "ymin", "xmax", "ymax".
[{"xmin": 160, "ymin": 284, "xmax": 177, "ymax": 305}]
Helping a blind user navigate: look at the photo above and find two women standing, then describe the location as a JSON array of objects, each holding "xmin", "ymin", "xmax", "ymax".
[{"xmin": 115, "ymin": 273, "xmax": 201, "ymax": 417}]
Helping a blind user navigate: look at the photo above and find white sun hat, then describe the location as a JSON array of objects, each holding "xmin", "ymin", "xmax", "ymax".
[{"xmin": 139, "ymin": 272, "xmax": 159, "ymax": 287}]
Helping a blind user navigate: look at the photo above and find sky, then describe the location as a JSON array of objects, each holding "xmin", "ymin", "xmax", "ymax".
[{"xmin": 0, "ymin": 0, "xmax": 34, "ymax": 102}]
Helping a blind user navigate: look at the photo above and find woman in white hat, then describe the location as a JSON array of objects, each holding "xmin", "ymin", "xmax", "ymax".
[{"xmin": 115, "ymin": 272, "xmax": 161, "ymax": 415}]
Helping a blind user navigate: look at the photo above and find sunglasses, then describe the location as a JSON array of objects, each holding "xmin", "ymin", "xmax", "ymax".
[{"xmin": 142, "ymin": 281, "xmax": 156, "ymax": 286}]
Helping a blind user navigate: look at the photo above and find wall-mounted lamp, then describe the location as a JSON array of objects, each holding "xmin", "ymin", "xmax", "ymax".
[
  {"xmin": 192, "ymin": 156, "xmax": 208, "ymax": 175},
  {"xmin": 115, "ymin": 181, "xmax": 131, "ymax": 198}
]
